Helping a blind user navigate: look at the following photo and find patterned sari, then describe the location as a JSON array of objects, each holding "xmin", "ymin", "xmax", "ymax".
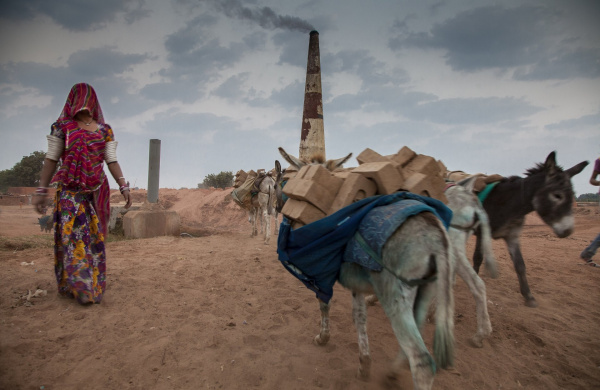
[{"xmin": 50, "ymin": 83, "xmax": 113, "ymax": 304}]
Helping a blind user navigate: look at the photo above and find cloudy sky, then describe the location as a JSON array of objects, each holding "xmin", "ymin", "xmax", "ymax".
[{"xmin": 0, "ymin": 0, "xmax": 598, "ymax": 196}]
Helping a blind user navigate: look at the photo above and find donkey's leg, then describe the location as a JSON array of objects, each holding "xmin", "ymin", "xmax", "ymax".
[
  {"xmin": 249, "ymin": 210, "xmax": 258, "ymax": 237},
  {"xmin": 472, "ymin": 228, "xmax": 484, "ymax": 273},
  {"xmin": 376, "ymin": 284, "xmax": 435, "ymax": 390},
  {"xmin": 314, "ymin": 298, "xmax": 331, "ymax": 346},
  {"xmin": 274, "ymin": 211, "xmax": 279, "ymax": 236},
  {"xmin": 505, "ymin": 235, "xmax": 537, "ymax": 307},
  {"xmin": 257, "ymin": 193, "xmax": 271, "ymax": 244},
  {"xmin": 454, "ymin": 244, "xmax": 492, "ymax": 347},
  {"xmin": 351, "ymin": 291, "xmax": 371, "ymax": 379},
  {"xmin": 388, "ymin": 282, "xmax": 437, "ymax": 379}
]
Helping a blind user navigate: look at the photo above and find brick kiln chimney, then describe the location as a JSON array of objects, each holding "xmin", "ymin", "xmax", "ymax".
[{"xmin": 299, "ymin": 30, "xmax": 325, "ymax": 161}]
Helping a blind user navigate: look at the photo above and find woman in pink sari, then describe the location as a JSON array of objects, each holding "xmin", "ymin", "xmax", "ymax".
[{"xmin": 33, "ymin": 83, "xmax": 132, "ymax": 304}]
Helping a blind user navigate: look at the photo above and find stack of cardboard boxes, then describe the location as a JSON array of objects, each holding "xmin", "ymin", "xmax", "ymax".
[{"xmin": 281, "ymin": 146, "xmax": 450, "ymax": 228}]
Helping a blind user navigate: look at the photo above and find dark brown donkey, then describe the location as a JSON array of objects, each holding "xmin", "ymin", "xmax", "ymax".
[{"xmin": 472, "ymin": 151, "xmax": 588, "ymax": 307}]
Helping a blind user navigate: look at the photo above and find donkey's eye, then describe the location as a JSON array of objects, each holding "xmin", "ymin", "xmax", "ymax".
[{"xmin": 550, "ymin": 192, "xmax": 564, "ymax": 203}]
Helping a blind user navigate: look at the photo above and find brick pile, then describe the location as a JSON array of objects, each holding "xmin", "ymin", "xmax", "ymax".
[
  {"xmin": 233, "ymin": 170, "xmax": 257, "ymax": 188},
  {"xmin": 281, "ymin": 146, "xmax": 450, "ymax": 228}
]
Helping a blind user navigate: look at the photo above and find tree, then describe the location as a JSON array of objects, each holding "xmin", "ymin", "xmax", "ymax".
[
  {"xmin": 199, "ymin": 171, "xmax": 234, "ymax": 189},
  {"xmin": 577, "ymin": 193, "xmax": 599, "ymax": 202},
  {"xmin": 0, "ymin": 151, "xmax": 46, "ymax": 192}
]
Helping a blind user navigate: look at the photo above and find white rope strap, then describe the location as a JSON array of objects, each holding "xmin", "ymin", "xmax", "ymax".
[
  {"xmin": 46, "ymin": 135, "xmax": 64, "ymax": 161},
  {"xmin": 105, "ymin": 141, "xmax": 118, "ymax": 163}
]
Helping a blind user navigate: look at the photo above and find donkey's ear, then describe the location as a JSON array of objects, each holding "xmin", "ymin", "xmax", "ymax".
[
  {"xmin": 458, "ymin": 175, "xmax": 478, "ymax": 193},
  {"xmin": 275, "ymin": 160, "xmax": 281, "ymax": 174},
  {"xmin": 278, "ymin": 147, "xmax": 304, "ymax": 169},
  {"xmin": 565, "ymin": 160, "xmax": 589, "ymax": 178},
  {"xmin": 544, "ymin": 151, "xmax": 558, "ymax": 177},
  {"xmin": 327, "ymin": 153, "xmax": 353, "ymax": 170}
]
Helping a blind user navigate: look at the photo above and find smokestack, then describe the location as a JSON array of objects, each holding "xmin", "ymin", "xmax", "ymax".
[{"xmin": 299, "ymin": 30, "xmax": 325, "ymax": 161}]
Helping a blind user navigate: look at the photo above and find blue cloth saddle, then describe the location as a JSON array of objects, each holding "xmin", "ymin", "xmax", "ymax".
[{"xmin": 276, "ymin": 192, "xmax": 452, "ymax": 303}]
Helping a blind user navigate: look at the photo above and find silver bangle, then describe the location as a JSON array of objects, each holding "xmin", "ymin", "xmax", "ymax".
[
  {"xmin": 46, "ymin": 135, "xmax": 64, "ymax": 161},
  {"xmin": 105, "ymin": 141, "xmax": 118, "ymax": 163}
]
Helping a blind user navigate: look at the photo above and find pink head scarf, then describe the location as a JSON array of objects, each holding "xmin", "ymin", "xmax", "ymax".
[{"xmin": 57, "ymin": 83, "xmax": 105, "ymax": 124}]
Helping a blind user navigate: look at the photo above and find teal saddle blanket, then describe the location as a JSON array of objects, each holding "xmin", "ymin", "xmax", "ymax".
[{"xmin": 276, "ymin": 192, "xmax": 452, "ymax": 303}]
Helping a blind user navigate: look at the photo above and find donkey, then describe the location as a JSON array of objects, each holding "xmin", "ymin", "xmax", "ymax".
[
  {"xmin": 472, "ymin": 151, "xmax": 588, "ymax": 307},
  {"xmin": 276, "ymin": 147, "xmax": 454, "ymax": 390},
  {"xmin": 445, "ymin": 176, "xmax": 498, "ymax": 347},
  {"xmin": 249, "ymin": 173, "xmax": 277, "ymax": 245},
  {"xmin": 366, "ymin": 176, "xmax": 498, "ymax": 348}
]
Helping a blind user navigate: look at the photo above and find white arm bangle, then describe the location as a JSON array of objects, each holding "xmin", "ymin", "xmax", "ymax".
[
  {"xmin": 46, "ymin": 135, "xmax": 64, "ymax": 161},
  {"xmin": 105, "ymin": 141, "xmax": 118, "ymax": 163}
]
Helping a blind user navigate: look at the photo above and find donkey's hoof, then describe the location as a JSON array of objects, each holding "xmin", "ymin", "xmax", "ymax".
[
  {"xmin": 314, "ymin": 334, "xmax": 329, "ymax": 346},
  {"xmin": 365, "ymin": 295, "xmax": 378, "ymax": 306},
  {"xmin": 356, "ymin": 367, "xmax": 371, "ymax": 381},
  {"xmin": 525, "ymin": 298, "xmax": 538, "ymax": 308},
  {"xmin": 469, "ymin": 335, "xmax": 484, "ymax": 348},
  {"xmin": 356, "ymin": 355, "xmax": 371, "ymax": 380}
]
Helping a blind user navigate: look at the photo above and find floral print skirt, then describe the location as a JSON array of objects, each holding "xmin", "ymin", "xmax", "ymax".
[{"xmin": 53, "ymin": 186, "xmax": 106, "ymax": 304}]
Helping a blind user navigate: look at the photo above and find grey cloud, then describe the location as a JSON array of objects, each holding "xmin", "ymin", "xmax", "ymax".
[
  {"xmin": 68, "ymin": 47, "xmax": 150, "ymax": 79},
  {"xmin": 164, "ymin": 17, "xmax": 245, "ymax": 71},
  {"xmin": 546, "ymin": 111, "xmax": 600, "ymax": 130},
  {"xmin": 273, "ymin": 31, "xmax": 311, "ymax": 68},
  {"xmin": 212, "ymin": 73, "xmax": 249, "ymax": 100},
  {"xmin": 266, "ymin": 80, "xmax": 304, "ymax": 110},
  {"xmin": 389, "ymin": 4, "xmax": 600, "ymax": 80},
  {"xmin": 141, "ymin": 80, "xmax": 206, "ymax": 103},
  {"xmin": 405, "ymin": 96, "xmax": 541, "ymax": 125},
  {"xmin": 0, "ymin": 0, "xmax": 150, "ymax": 31}
]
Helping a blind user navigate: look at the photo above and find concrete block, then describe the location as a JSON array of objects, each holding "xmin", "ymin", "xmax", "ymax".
[
  {"xmin": 437, "ymin": 160, "xmax": 447, "ymax": 178},
  {"xmin": 404, "ymin": 154, "xmax": 442, "ymax": 177},
  {"xmin": 391, "ymin": 146, "xmax": 416, "ymax": 168},
  {"xmin": 281, "ymin": 198, "xmax": 326, "ymax": 225},
  {"xmin": 352, "ymin": 161, "xmax": 405, "ymax": 195},
  {"xmin": 282, "ymin": 179, "xmax": 337, "ymax": 213},
  {"xmin": 356, "ymin": 148, "xmax": 399, "ymax": 169},
  {"xmin": 446, "ymin": 170, "xmax": 469, "ymax": 182},
  {"xmin": 123, "ymin": 209, "xmax": 181, "ymax": 239},
  {"xmin": 282, "ymin": 166, "xmax": 298, "ymax": 181},
  {"xmin": 329, "ymin": 173, "xmax": 377, "ymax": 214},
  {"xmin": 332, "ymin": 169, "xmax": 353, "ymax": 180},
  {"xmin": 403, "ymin": 173, "xmax": 447, "ymax": 203},
  {"xmin": 234, "ymin": 170, "xmax": 248, "ymax": 188},
  {"xmin": 297, "ymin": 165, "xmax": 343, "ymax": 189}
]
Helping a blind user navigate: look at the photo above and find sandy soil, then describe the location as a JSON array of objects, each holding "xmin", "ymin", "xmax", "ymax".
[{"xmin": 0, "ymin": 188, "xmax": 599, "ymax": 390}]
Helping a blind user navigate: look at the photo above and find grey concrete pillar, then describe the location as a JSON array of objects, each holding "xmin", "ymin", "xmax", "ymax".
[{"xmin": 147, "ymin": 139, "xmax": 161, "ymax": 203}]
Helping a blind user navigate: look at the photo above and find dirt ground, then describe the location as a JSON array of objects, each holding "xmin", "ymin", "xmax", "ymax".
[{"xmin": 0, "ymin": 188, "xmax": 599, "ymax": 390}]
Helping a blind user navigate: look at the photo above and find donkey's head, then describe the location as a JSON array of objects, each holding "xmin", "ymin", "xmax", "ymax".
[
  {"xmin": 278, "ymin": 147, "xmax": 353, "ymax": 172},
  {"xmin": 528, "ymin": 151, "xmax": 588, "ymax": 238},
  {"xmin": 274, "ymin": 147, "xmax": 353, "ymax": 213}
]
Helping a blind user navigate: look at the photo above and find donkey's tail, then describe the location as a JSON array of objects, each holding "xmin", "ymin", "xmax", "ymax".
[
  {"xmin": 267, "ymin": 183, "xmax": 275, "ymax": 216},
  {"xmin": 433, "ymin": 228, "xmax": 455, "ymax": 369}
]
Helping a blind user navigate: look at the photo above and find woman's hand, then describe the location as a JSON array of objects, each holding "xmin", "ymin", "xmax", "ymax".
[
  {"xmin": 123, "ymin": 190, "xmax": 132, "ymax": 209},
  {"xmin": 32, "ymin": 194, "xmax": 48, "ymax": 215}
]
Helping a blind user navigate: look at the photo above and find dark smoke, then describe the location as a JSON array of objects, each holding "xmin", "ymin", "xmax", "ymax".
[{"xmin": 211, "ymin": 0, "xmax": 314, "ymax": 32}]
